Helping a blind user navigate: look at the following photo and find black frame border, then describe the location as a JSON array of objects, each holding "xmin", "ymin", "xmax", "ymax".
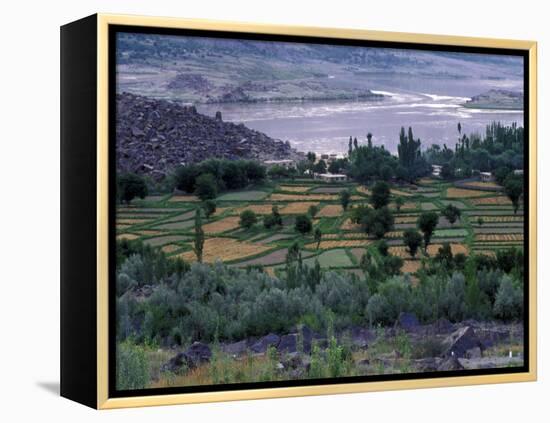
[{"xmin": 107, "ymin": 24, "xmax": 530, "ymax": 399}]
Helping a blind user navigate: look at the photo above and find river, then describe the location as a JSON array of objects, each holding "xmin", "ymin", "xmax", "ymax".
[{"xmin": 198, "ymin": 89, "xmax": 523, "ymax": 156}]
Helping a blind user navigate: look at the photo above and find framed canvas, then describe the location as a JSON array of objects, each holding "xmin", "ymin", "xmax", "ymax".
[{"xmin": 60, "ymin": 13, "xmax": 537, "ymax": 409}]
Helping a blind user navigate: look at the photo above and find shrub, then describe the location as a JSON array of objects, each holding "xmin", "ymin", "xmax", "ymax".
[
  {"xmin": 118, "ymin": 173, "xmax": 148, "ymax": 204},
  {"xmin": 370, "ymin": 181, "xmax": 390, "ymax": 209},
  {"xmin": 202, "ymin": 200, "xmax": 217, "ymax": 219},
  {"xmin": 239, "ymin": 209, "xmax": 258, "ymax": 229},
  {"xmin": 195, "ymin": 173, "xmax": 218, "ymax": 200},
  {"xmin": 295, "ymin": 214, "xmax": 312, "ymax": 234},
  {"xmin": 116, "ymin": 341, "xmax": 150, "ymax": 390},
  {"xmin": 493, "ymin": 275, "xmax": 523, "ymax": 321},
  {"xmin": 366, "ymin": 293, "xmax": 390, "ymax": 326},
  {"xmin": 441, "ymin": 272, "xmax": 466, "ymax": 322}
]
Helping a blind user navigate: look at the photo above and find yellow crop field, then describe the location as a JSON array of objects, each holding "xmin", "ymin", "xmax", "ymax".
[
  {"xmin": 340, "ymin": 218, "xmax": 361, "ymax": 231},
  {"xmin": 402, "ymin": 260, "xmax": 421, "ymax": 273},
  {"xmin": 202, "ymin": 216, "xmax": 241, "ymax": 234},
  {"xmin": 212, "ymin": 207, "xmax": 232, "ymax": 216},
  {"xmin": 135, "ymin": 230, "xmax": 163, "ymax": 236},
  {"xmin": 234, "ymin": 204, "xmax": 274, "ymax": 215},
  {"xmin": 177, "ymin": 237, "xmax": 270, "ymax": 263},
  {"xmin": 168, "ymin": 195, "xmax": 200, "ymax": 202},
  {"xmin": 324, "ymin": 233, "xmax": 369, "ymax": 240},
  {"xmin": 278, "ymin": 185, "xmax": 312, "ymax": 193},
  {"xmin": 395, "ymin": 216, "xmax": 418, "ymax": 223},
  {"xmin": 161, "ymin": 244, "xmax": 181, "ymax": 254},
  {"xmin": 400, "ymin": 202, "xmax": 417, "ymax": 210},
  {"xmin": 471, "ymin": 215, "xmax": 523, "ymax": 223},
  {"xmin": 446, "ymin": 188, "xmax": 488, "ymax": 198},
  {"xmin": 418, "ymin": 177, "xmax": 437, "ymax": 185},
  {"xmin": 356, "ymin": 186, "xmax": 371, "ymax": 195},
  {"xmin": 280, "ymin": 202, "xmax": 320, "ymax": 214},
  {"xmin": 269, "ymin": 193, "xmax": 338, "ymax": 201},
  {"xmin": 475, "ymin": 233, "xmax": 524, "ymax": 242},
  {"xmin": 464, "ymin": 181, "xmax": 502, "ymax": 189},
  {"xmin": 305, "ymin": 240, "xmax": 371, "ymax": 250},
  {"xmin": 116, "ymin": 233, "xmax": 140, "ymax": 241},
  {"xmin": 470, "ymin": 196, "xmax": 512, "ymax": 206},
  {"xmin": 391, "ymin": 188, "xmax": 413, "ymax": 197},
  {"xmin": 427, "ymin": 243, "xmax": 469, "ymax": 256},
  {"xmin": 317, "ymin": 204, "xmax": 343, "ymax": 217},
  {"xmin": 390, "ymin": 243, "xmax": 468, "ymax": 258},
  {"xmin": 117, "ymin": 218, "xmax": 151, "ymax": 225}
]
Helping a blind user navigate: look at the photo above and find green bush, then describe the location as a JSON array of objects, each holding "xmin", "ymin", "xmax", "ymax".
[
  {"xmin": 116, "ymin": 341, "xmax": 150, "ymax": 390},
  {"xmin": 493, "ymin": 275, "xmax": 523, "ymax": 321}
]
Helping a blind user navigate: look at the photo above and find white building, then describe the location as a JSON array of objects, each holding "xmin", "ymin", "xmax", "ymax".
[
  {"xmin": 314, "ymin": 173, "xmax": 348, "ymax": 183},
  {"xmin": 513, "ymin": 169, "xmax": 524, "ymax": 176},
  {"xmin": 432, "ymin": 164, "xmax": 443, "ymax": 177},
  {"xmin": 480, "ymin": 171, "xmax": 494, "ymax": 182},
  {"xmin": 263, "ymin": 159, "xmax": 295, "ymax": 169}
]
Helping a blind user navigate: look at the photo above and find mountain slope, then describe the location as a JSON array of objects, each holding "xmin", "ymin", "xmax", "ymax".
[{"xmin": 116, "ymin": 93, "xmax": 302, "ymax": 178}]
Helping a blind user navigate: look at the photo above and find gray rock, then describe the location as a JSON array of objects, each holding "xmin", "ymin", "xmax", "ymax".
[
  {"xmin": 437, "ymin": 355, "xmax": 464, "ymax": 371},
  {"xmin": 278, "ymin": 334, "xmax": 297, "ymax": 353},
  {"xmin": 443, "ymin": 326, "xmax": 484, "ymax": 358},
  {"xmin": 222, "ymin": 340, "xmax": 248, "ymax": 357},
  {"xmin": 250, "ymin": 333, "xmax": 280, "ymax": 353},
  {"xmin": 395, "ymin": 312, "xmax": 420, "ymax": 332},
  {"xmin": 162, "ymin": 342, "xmax": 212, "ymax": 373},
  {"xmin": 465, "ymin": 347, "xmax": 482, "ymax": 359}
]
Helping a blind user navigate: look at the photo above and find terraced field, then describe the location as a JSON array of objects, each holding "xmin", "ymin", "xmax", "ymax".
[{"xmin": 116, "ymin": 177, "xmax": 523, "ymax": 278}]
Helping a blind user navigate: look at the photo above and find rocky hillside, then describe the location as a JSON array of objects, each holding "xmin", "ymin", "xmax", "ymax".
[
  {"xmin": 116, "ymin": 93, "xmax": 303, "ymax": 179},
  {"xmin": 464, "ymin": 89, "xmax": 523, "ymax": 110}
]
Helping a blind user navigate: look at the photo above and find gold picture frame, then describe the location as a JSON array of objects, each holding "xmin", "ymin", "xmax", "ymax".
[{"xmin": 61, "ymin": 13, "xmax": 537, "ymax": 409}]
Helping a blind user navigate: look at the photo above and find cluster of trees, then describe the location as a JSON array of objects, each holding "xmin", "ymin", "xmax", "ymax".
[
  {"xmin": 424, "ymin": 122, "xmax": 524, "ymax": 179},
  {"xmin": 174, "ymin": 159, "xmax": 266, "ymax": 200},
  {"xmin": 350, "ymin": 181, "xmax": 394, "ymax": 239},
  {"xmin": 116, "ymin": 238, "xmax": 524, "ymax": 349}
]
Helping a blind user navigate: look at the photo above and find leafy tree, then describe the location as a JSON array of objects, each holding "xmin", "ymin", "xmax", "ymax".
[
  {"xmin": 243, "ymin": 160, "xmax": 266, "ymax": 182},
  {"xmin": 295, "ymin": 214, "xmax": 312, "ymax": 234},
  {"xmin": 362, "ymin": 206, "xmax": 394, "ymax": 239},
  {"xmin": 493, "ymin": 275, "xmax": 523, "ymax": 321},
  {"xmin": 222, "ymin": 161, "xmax": 247, "ymax": 189},
  {"xmin": 371, "ymin": 181, "xmax": 391, "ymax": 209},
  {"xmin": 118, "ymin": 173, "xmax": 148, "ymax": 204},
  {"xmin": 441, "ymin": 204, "xmax": 461, "ymax": 225},
  {"xmin": 194, "ymin": 173, "xmax": 218, "ymax": 200},
  {"xmin": 441, "ymin": 272, "xmax": 467, "ymax": 322},
  {"xmin": 403, "ymin": 229, "xmax": 422, "ymax": 258},
  {"xmin": 397, "ymin": 127, "xmax": 428, "ymax": 181},
  {"xmin": 286, "ymin": 241, "xmax": 302, "ymax": 264},
  {"xmin": 495, "ymin": 166, "xmax": 512, "ymax": 185},
  {"xmin": 308, "ymin": 204, "xmax": 319, "ymax": 217},
  {"xmin": 193, "ymin": 210, "xmax": 204, "ymax": 262},
  {"xmin": 477, "ymin": 217, "xmax": 484, "ymax": 226},
  {"xmin": 263, "ymin": 204, "xmax": 283, "ymax": 229},
  {"xmin": 340, "ymin": 189, "xmax": 351, "ymax": 211},
  {"xmin": 307, "ymin": 151, "xmax": 316, "ymax": 163},
  {"xmin": 435, "ymin": 243, "xmax": 453, "ymax": 268},
  {"xmin": 239, "ymin": 210, "xmax": 258, "ymax": 229},
  {"xmin": 313, "ymin": 160, "xmax": 327, "ymax": 174},
  {"xmin": 314, "ymin": 228, "xmax": 322, "ymax": 250},
  {"xmin": 202, "ymin": 200, "xmax": 216, "ymax": 219},
  {"xmin": 504, "ymin": 176, "xmax": 523, "ymax": 214},
  {"xmin": 418, "ymin": 211, "xmax": 439, "ymax": 250},
  {"xmin": 394, "ymin": 196, "xmax": 405, "ymax": 212},
  {"xmin": 174, "ymin": 164, "xmax": 200, "ymax": 193}
]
